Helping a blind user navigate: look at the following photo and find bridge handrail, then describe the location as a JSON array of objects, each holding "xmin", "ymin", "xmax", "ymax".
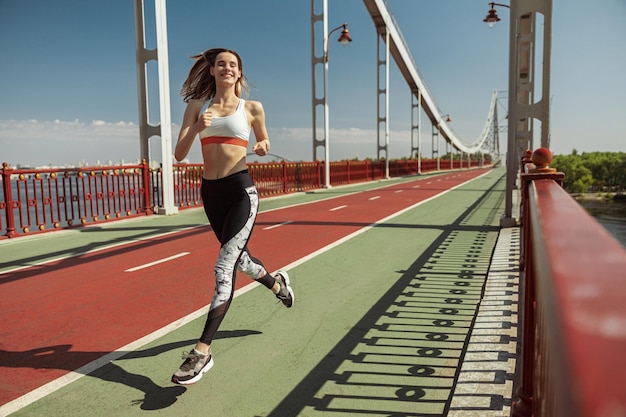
[
  {"xmin": 517, "ymin": 175, "xmax": 626, "ymax": 416},
  {"xmin": 0, "ymin": 157, "xmax": 489, "ymax": 239}
]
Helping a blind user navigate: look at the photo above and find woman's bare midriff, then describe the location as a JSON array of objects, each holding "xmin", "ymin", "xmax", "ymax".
[{"xmin": 201, "ymin": 143, "xmax": 248, "ymax": 179}]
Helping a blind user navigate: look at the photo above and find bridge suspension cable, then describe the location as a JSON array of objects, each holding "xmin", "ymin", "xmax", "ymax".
[{"xmin": 363, "ymin": 0, "xmax": 499, "ymax": 155}]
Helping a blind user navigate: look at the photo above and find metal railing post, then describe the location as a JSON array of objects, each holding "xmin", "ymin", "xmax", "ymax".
[
  {"xmin": 141, "ymin": 159, "xmax": 154, "ymax": 215},
  {"xmin": 282, "ymin": 160, "xmax": 288, "ymax": 194},
  {"xmin": 1, "ymin": 163, "xmax": 17, "ymax": 238}
]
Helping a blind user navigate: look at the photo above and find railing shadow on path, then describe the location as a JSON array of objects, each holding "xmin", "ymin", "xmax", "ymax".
[{"xmin": 262, "ymin": 176, "xmax": 508, "ymax": 417}]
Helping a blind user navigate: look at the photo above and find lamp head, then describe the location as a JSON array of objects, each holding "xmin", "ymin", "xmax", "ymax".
[
  {"xmin": 483, "ymin": 7, "xmax": 501, "ymax": 28},
  {"xmin": 337, "ymin": 24, "xmax": 352, "ymax": 46}
]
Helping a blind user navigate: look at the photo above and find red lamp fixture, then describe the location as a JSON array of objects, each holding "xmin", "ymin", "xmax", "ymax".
[
  {"xmin": 337, "ymin": 24, "xmax": 352, "ymax": 46},
  {"xmin": 483, "ymin": 2, "xmax": 509, "ymax": 28}
]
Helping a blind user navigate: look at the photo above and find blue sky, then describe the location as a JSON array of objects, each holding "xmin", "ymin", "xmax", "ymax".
[{"xmin": 1, "ymin": 0, "xmax": 625, "ymax": 167}]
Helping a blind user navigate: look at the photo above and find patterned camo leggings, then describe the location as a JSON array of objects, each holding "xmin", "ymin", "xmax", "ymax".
[{"xmin": 199, "ymin": 170, "xmax": 275, "ymax": 345}]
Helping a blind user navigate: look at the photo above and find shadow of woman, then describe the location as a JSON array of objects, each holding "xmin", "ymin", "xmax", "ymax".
[{"xmin": 0, "ymin": 329, "xmax": 261, "ymax": 410}]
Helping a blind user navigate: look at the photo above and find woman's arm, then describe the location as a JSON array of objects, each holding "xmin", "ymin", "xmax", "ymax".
[
  {"xmin": 175, "ymin": 99, "xmax": 207, "ymax": 161},
  {"xmin": 247, "ymin": 100, "xmax": 270, "ymax": 157}
]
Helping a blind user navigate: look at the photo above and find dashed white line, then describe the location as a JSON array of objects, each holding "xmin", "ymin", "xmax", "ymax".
[
  {"xmin": 394, "ymin": 190, "xmax": 403, "ymax": 193},
  {"xmin": 369, "ymin": 196, "xmax": 381, "ymax": 201},
  {"xmin": 330, "ymin": 205, "xmax": 348, "ymax": 211},
  {"xmin": 125, "ymin": 252, "xmax": 190, "ymax": 272},
  {"xmin": 263, "ymin": 221, "xmax": 293, "ymax": 230}
]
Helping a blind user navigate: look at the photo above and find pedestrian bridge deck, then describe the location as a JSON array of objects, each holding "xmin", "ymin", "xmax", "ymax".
[{"xmin": 0, "ymin": 167, "xmax": 520, "ymax": 417}]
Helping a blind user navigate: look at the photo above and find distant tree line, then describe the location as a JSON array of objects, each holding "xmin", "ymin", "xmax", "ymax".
[{"xmin": 550, "ymin": 150, "xmax": 626, "ymax": 194}]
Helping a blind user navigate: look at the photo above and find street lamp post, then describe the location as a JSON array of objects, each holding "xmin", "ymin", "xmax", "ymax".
[
  {"xmin": 435, "ymin": 114, "xmax": 451, "ymax": 171},
  {"xmin": 325, "ymin": 23, "xmax": 352, "ymax": 60},
  {"xmin": 322, "ymin": 23, "xmax": 352, "ymax": 188},
  {"xmin": 484, "ymin": 2, "xmax": 516, "ymax": 227}
]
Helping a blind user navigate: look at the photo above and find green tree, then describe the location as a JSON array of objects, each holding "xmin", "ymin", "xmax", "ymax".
[
  {"xmin": 551, "ymin": 154, "xmax": 592, "ymax": 192},
  {"xmin": 551, "ymin": 151, "xmax": 626, "ymax": 194}
]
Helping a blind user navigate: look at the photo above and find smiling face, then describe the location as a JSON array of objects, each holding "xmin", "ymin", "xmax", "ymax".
[{"xmin": 210, "ymin": 51, "xmax": 242, "ymax": 86}]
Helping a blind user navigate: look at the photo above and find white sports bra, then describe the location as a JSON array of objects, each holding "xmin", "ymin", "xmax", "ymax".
[{"xmin": 200, "ymin": 99, "xmax": 250, "ymax": 148}]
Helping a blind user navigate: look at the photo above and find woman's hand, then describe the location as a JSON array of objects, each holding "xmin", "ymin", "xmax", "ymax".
[
  {"xmin": 196, "ymin": 109, "xmax": 213, "ymax": 131},
  {"xmin": 252, "ymin": 139, "xmax": 270, "ymax": 156}
]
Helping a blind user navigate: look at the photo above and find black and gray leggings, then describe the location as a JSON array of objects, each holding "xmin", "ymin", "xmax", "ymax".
[{"xmin": 199, "ymin": 170, "xmax": 276, "ymax": 345}]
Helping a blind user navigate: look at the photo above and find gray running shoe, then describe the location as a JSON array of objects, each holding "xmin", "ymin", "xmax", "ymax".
[
  {"xmin": 275, "ymin": 270, "xmax": 294, "ymax": 308},
  {"xmin": 171, "ymin": 349, "xmax": 213, "ymax": 385}
]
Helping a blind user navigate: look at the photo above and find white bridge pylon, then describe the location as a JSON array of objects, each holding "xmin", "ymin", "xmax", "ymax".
[{"xmin": 363, "ymin": 0, "xmax": 497, "ymax": 155}]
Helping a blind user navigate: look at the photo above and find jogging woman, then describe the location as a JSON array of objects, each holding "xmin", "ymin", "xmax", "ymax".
[{"xmin": 171, "ymin": 48, "xmax": 294, "ymax": 385}]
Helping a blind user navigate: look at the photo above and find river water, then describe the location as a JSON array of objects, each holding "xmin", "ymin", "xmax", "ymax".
[{"xmin": 577, "ymin": 200, "xmax": 626, "ymax": 248}]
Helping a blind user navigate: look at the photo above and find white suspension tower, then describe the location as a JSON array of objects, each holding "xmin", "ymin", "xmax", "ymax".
[{"xmin": 133, "ymin": 0, "xmax": 177, "ymax": 215}]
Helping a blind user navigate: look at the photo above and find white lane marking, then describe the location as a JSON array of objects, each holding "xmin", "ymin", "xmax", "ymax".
[
  {"xmin": 0, "ymin": 224, "xmax": 202, "ymax": 276},
  {"xmin": 263, "ymin": 221, "xmax": 293, "ymax": 230},
  {"xmin": 330, "ymin": 205, "xmax": 347, "ymax": 211},
  {"xmin": 412, "ymin": 185, "xmax": 420, "ymax": 188},
  {"xmin": 125, "ymin": 252, "xmax": 190, "ymax": 272},
  {"xmin": 394, "ymin": 190, "xmax": 403, "ymax": 193},
  {"xmin": 369, "ymin": 196, "xmax": 381, "ymax": 201}
]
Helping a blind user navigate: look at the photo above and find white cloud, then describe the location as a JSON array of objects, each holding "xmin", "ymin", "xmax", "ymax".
[
  {"xmin": 0, "ymin": 119, "xmax": 435, "ymax": 167},
  {"xmin": 0, "ymin": 119, "xmax": 145, "ymax": 166},
  {"xmin": 267, "ymin": 126, "xmax": 420, "ymax": 161}
]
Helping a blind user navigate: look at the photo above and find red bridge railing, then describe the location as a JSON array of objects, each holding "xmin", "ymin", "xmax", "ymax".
[
  {"xmin": 0, "ymin": 161, "xmax": 153, "ymax": 239},
  {"xmin": 1, "ymin": 157, "xmax": 488, "ymax": 239},
  {"xmin": 515, "ymin": 165, "xmax": 626, "ymax": 416}
]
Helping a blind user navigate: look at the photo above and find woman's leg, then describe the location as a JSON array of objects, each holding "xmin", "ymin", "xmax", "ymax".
[
  {"xmin": 172, "ymin": 174, "xmax": 255, "ymax": 384},
  {"xmin": 172, "ymin": 173, "xmax": 293, "ymax": 384},
  {"xmin": 237, "ymin": 249, "xmax": 274, "ymax": 287},
  {"xmin": 198, "ymin": 176, "xmax": 294, "ymax": 344},
  {"xmin": 199, "ymin": 181, "xmax": 258, "ymax": 346},
  {"xmin": 237, "ymin": 250, "xmax": 294, "ymax": 307}
]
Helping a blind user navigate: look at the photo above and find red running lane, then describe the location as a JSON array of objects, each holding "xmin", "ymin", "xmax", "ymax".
[{"xmin": 0, "ymin": 169, "xmax": 488, "ymax": 405}]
